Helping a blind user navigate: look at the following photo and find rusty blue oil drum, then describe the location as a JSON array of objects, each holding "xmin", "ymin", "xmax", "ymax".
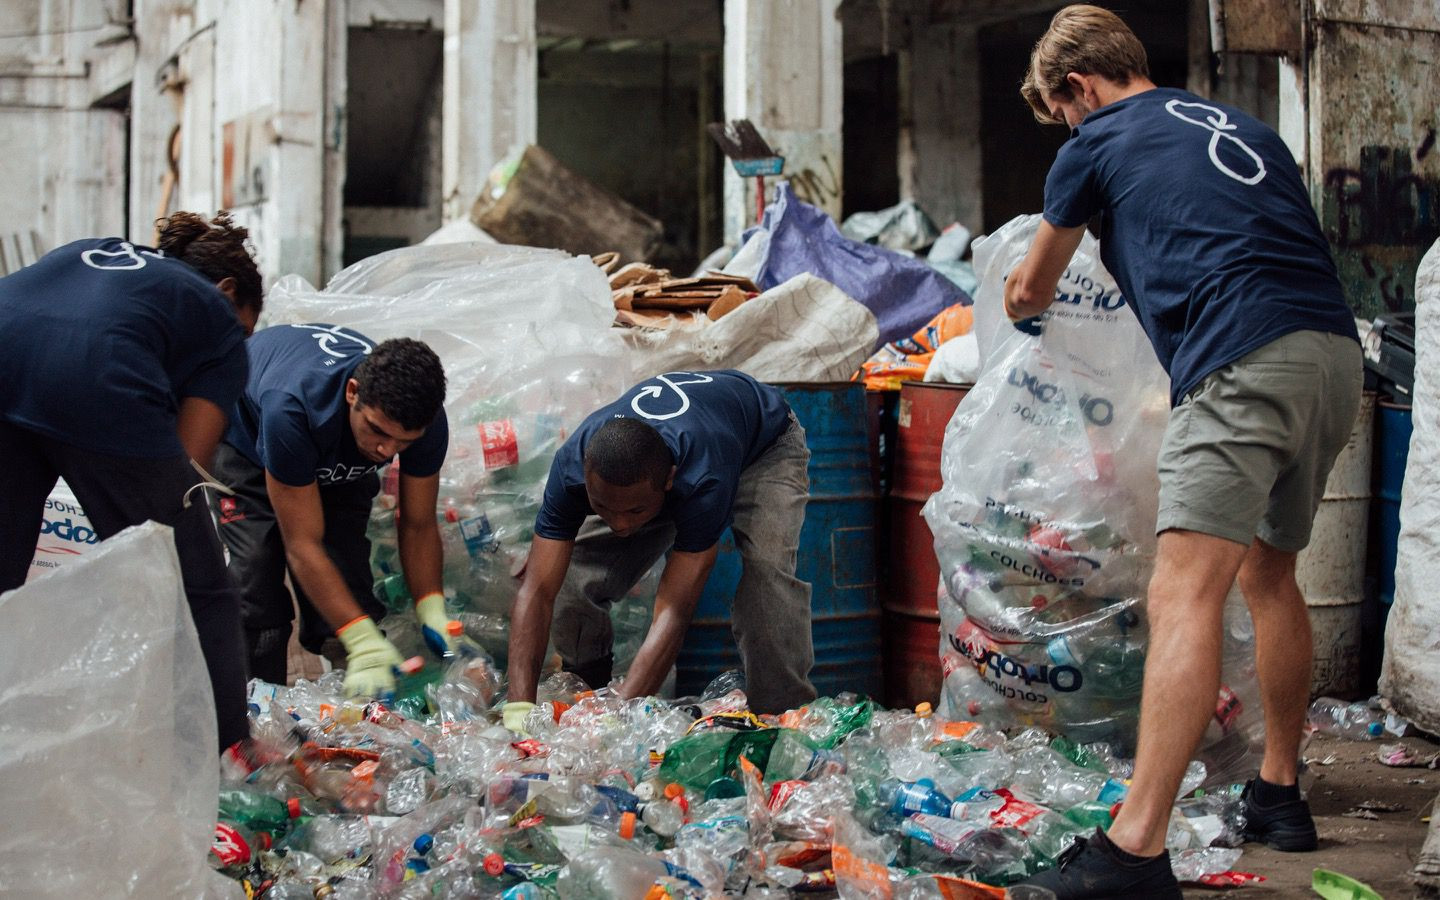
[{"xmin": 676, "ymin": 383, "xmax": 882, "ymax": 699}]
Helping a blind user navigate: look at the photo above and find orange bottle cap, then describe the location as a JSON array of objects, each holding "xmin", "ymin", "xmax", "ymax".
[
  {"xmin": 287, "ymin": 797, "xmax": 302, "ymax": 819},
  {"xmin": 664, "ymin": 783, "xmax": 685, "ymax": 800},
  {"xmin": 643, "ymin": 886, "xmax": 669, "ymax": 900},
  {"xmin": 914, "ymin": 701, "xmax": 933, "ymax": 717},
  {"xmin": 619, "ymin": 811, "xmax": 636, "ymax": 840},
  {"xmin": 551, "ymin": 701, "xmax": 571, "ymax": 721},
  {"xmin": 446, "ymin": 620, "xmax": 464, "ymax": 636},
  {"xmin": 483, "ymin": 852, "xmax": 505, "ymax": 876}
]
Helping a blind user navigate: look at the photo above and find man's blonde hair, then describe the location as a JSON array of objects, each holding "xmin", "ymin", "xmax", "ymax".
[{"xmin": 1021, "ymin": 4, "xmax": 1150, "ymax": 124}]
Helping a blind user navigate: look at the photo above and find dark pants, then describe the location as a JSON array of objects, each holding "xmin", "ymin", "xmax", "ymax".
[
  {"xmin": 0, "ymin": 421, "xmax": 250, "ymax": 752},
  {"xmin": 209, "ymin": 443, "xmax": 385, "ymax": 684}
]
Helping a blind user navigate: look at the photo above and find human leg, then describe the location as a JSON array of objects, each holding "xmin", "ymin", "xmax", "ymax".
[
  {"xmin": 1237, "ymin": 540, "xmax": 1309, "ymax": 785},
  {"xmin": 729, "ymin": 414, "xmax": 816, "ymax": 714},
  {"xmin": 209, "ymin": 443, "xmax": 295, "ymax": 685},
  {"xmin": 0, "ymin": 421, "xmax": 59, "ymax": 590},
  {"xmin": 56, "ymin": 442, "xmax": 251, "ymax": 750},
  {"xmin": 1106, "ymin": 529, "xmax": 1248, "ymax": 855},
  {"xmin": 550, "ymin": 515, "xmax": 675, "ymax": 690}
]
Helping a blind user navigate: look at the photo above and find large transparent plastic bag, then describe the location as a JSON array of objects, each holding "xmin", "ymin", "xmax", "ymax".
[
  {"xmin": 922, "ymin": 216, "xmax": 1263, "ymax": 770},
  {"xmin": 264, "ymin": 243, "xmax": 639, "ymax": 665},
  {"xmin": 0, "ymin": 523, "xmax": 239, "ymax": 898}
]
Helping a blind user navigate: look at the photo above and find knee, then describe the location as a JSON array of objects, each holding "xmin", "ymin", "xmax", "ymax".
[{"xmin": 1237, "ymin": 541, "xmax": 1298, "ymax": 600}]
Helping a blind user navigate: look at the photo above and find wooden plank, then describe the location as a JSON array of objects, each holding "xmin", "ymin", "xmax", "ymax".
[{"xmin": 471, "ymin": 144, "xmax": 663, "ymax": 263}]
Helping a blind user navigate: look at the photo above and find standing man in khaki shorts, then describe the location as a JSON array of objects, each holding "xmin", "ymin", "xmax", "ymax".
[{"xmin": 1002, "ymin": 6, "xmax": 1362, "ymax": 898}]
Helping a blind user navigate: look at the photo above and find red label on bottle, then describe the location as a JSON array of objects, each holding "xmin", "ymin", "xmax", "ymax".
[
  {"xmin": 478, "ymin": 420, "xmax": 519, "ymax": 469},
  {"xmin": 990, "ymin": 790, "xmax": 1044, "ymax": 831},
  {"xmin": 211, "ymin": 822, "xmax": 252, "ymax": 867},
  {"xmin": 1214, "ymin": 684, "xmax": 1243, "ymax": 733},
  {"xmin": 768, "ymin": 779, "xmax": 807, "ymax": 812}
]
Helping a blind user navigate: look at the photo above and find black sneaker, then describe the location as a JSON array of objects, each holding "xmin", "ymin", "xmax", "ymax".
[
  {"xmin": 1014, "ymin": 830, "xmax": 1182, "ymax": 899},
  {"xmin": 1241, "ymin": 779, "xmax": 1318, "ymax": 851}
]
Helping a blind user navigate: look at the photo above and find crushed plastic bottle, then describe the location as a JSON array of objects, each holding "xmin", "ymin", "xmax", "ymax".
[
  {"xmin": 1307, "ymin": 696, "xmax": 1386, "ymax": 740},
  {"xmin": 211, "ymin": 668, "xmax": 1257, "ymax": 898}
]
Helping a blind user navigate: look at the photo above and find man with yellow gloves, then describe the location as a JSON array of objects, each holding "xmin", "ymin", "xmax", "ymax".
[{"xmin": 211, "ymin": 325, "xmax": 457, "ymax": 697}]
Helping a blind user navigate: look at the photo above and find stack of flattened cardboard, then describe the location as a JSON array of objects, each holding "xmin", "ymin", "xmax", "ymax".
[{"xmin": 593, "ymin": 252, "xmax": 759, "ymax": 327}]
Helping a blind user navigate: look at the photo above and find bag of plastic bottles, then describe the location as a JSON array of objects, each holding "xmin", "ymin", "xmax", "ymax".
[
  {"xmin": 923, "ymin": 215, "xmax": 1264, "ymax": 768},
  {"xmin": 264, "ymin": 243, "xmax": 641, "ymax": 665},
  {"xmin": 0, "ymin": 523, "xmax": 240, "ymax": 898}
]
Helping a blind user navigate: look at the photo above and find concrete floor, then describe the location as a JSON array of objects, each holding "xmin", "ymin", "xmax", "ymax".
[{"xmin": 1184, "ymin": 732, "xmax": 1440, "ymax": 899}]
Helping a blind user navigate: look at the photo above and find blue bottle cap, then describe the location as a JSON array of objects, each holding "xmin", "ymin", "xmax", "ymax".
[{"xmin": 413, "ymin": 833, "xmax": 434, "ymax": 856}]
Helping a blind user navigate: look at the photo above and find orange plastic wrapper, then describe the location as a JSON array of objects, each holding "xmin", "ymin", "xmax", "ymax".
[{"xmin": 858, "ymin": 301, "xmax": 974, "ymax": 390}]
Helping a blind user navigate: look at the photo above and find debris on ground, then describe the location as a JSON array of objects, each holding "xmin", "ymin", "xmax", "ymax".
[{"xmin": 210, "ymin": 669, "xmax": 1252, "ymax": 898}]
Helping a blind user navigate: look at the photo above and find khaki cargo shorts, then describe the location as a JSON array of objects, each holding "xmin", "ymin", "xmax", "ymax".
[{"xmin": 1156, "ymin": 329, "xmax": 1363, "ymax": 553}]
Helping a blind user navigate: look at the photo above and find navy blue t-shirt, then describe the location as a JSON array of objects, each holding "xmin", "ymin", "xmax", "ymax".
[
  {"xmin": 0, "ymin": 238, "xmax": 247, "ymax": 457},
  {"xmin": 1042, "ymin": 87, "xmax": 1358, "ymax": 404},
  {"xmin": 224, "ymin": 323, "xmax": 449, "ymax": 487},
  {"xmin": 534, "ymin": 371, "xmax": 792, "ymax": 553}
]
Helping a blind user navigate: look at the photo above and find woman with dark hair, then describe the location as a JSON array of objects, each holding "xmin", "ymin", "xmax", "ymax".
[{"xmin": 0, "ymin": 211, "xmax": 263, "ymax": 752}]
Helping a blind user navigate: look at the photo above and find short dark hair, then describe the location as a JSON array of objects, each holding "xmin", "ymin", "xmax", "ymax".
[
  {"xmin": 352, "ymin": 338, "xmax": 447, "ymax": 431},
  {"xmin": 584, "ymin": 417, "xmax": 672, "ymax": 489},
  {"xmin": 156, "ymin": 210, "xmax": 264, "ymax": 314}
]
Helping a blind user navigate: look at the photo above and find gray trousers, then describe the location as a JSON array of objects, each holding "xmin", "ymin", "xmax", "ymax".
[{"xmin": 552, "ymin": 413, "xmax": 817, "ymax": 714}]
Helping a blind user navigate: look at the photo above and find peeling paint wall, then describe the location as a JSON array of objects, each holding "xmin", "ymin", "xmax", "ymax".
[
  {"xmin": 1308, "ymin": 3, "xmax": 1440, "ymax": 317},
  {"xmin": 0, "ymin": 0, "xmax": 127, "ymax": 260}
]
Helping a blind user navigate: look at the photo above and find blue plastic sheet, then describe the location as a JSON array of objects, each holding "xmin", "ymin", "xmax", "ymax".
[{"xmin": 744, "ymin": 183, "xmax": 970, "ymax": 348}]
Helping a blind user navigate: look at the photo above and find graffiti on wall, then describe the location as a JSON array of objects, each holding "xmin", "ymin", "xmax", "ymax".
[{"xmin": 1323, "ymin": 139, "xmax": 1439, "ymax": 317}]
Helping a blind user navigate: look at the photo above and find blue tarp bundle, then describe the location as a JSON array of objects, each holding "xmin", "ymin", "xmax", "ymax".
[{"xmin": 744, "ymin": 183, "xmax": 971, "ymax": 348}]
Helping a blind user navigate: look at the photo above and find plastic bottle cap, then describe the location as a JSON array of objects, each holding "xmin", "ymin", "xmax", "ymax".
[
  {"xmin": 447, "ymin": 620, "xmax": 465, "ymax": 636},
  {"xmin": 619, "ymin": 811, "xmax": 637, "ymax": 840},
  {"xmin": 643, "ymin": 886, "xmax": 669, "ymax": 900},
  {"xmin": 399, "ymin": 656, "xmax": 425, "ymax": 675},
  {"xmin": 664, "ymin": 782, "xmax": 685, "ymax": 800},
  {"xmin": 483, "ymin": 851, "xmax": 505, "ymax": 876},
  {"xmin": 287, "ymin": 797, "xmax": 302, "ymax": 819},
  {"xmin": 1109, "ymin": 801, "xmax": 1124, "ymax": 819},
  {"xmin": 413, "ymin": 833, "xmax": 434, "ymax": 856},
  {"xmin": 914, "ymin": 702, "xmax": 933, "ymax": 717},
  {"xmin": 445, "ymin": 507, "xmax": 458, "ymax": 522}
]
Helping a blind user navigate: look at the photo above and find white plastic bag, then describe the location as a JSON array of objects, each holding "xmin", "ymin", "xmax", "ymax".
[
  {"xmin": 28, "ymin": 479, "xmax": 98, "ymax": 582},
  {"xmin": 922, "ymin": 216, "xmax": 1263, "ymax": 767},
  {"xmin": 1381, "ymin": 237, "xmax": 1440, "ymax": 733},
  {"xmin": 0, "ymin": 522, "xmax": 237, "ymax": 898},
  {"xmin": 624, "ymin": 273, "xmax": 878, "ymax": 383}
]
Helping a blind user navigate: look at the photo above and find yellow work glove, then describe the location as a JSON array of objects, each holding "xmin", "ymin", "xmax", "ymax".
[
  {"xmin": 337, "ymin": 616, "xmax": 404, "ymax": 699},
  {"xmin": 503, "ymin": 701, "xmax": 536, "ymax": 736},
  {"xmin": 415, "ymin": 592, "xmax": 481, "ymax": 658}
]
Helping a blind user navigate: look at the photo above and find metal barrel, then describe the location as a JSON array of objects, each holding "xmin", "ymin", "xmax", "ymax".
[
  {"xmin": 1297, "ymin": 391, "xmax": 1376, "ymax": 697},
  {"xmin": 676, "ymin": 383, "xmax": 881, "ymax": 699},
  {"xmin": 882, "ymin": 382, "xmax": 971, "ymax": 709},
  {"xmin": 1364, "ymin": 399, "xmax": 1413, "ymax": 686}
]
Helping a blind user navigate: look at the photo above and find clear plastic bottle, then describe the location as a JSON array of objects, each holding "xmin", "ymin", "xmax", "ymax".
[
  {"xmin": 554, "ymin": 845, "xmax": 700, "ymax": 898},
  {"xmin": 876, "ymin": 778, "xmax": 954, "ymax": 819},
  {"xmin": 1307, "ymin": 696, "xmax": 1385, "ymax": 740},
  {"xmin": 766, "ymin": 729, "xmax": 847, "ymax": 782}
]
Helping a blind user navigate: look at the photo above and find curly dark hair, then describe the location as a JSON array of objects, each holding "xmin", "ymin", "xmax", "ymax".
[
  {"xmin": 584, "ymin": 417, "xmax": 673, "ymax": 489},
  {"xmin": 155, "ymin": 210, "xmax": 264, "ymax": 315},
  {"xmin": 352, "ymin": 338, "xmax": 447, "ymax": 431}
]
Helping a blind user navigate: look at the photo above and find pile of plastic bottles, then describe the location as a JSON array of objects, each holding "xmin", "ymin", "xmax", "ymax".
[{"xmin": 213, "ymin": 662, "xmax": 1253, "ymax": 899}]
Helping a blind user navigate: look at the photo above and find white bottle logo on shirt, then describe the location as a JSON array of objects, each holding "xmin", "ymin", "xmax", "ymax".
[
  {"xmin": 80, "ymin": 242, "xmax": 164, "ymax": 270},
  {"xmin": 290, "ymin": 323, "xmax": 374, "ymax": 359},
  {"xmin": 630, "ymin": 372, "xmax": 715, "ymax": 421},
  {"xmin": 1164, "ymin": 99, "xmax": 1267, "ymax": 186}
]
